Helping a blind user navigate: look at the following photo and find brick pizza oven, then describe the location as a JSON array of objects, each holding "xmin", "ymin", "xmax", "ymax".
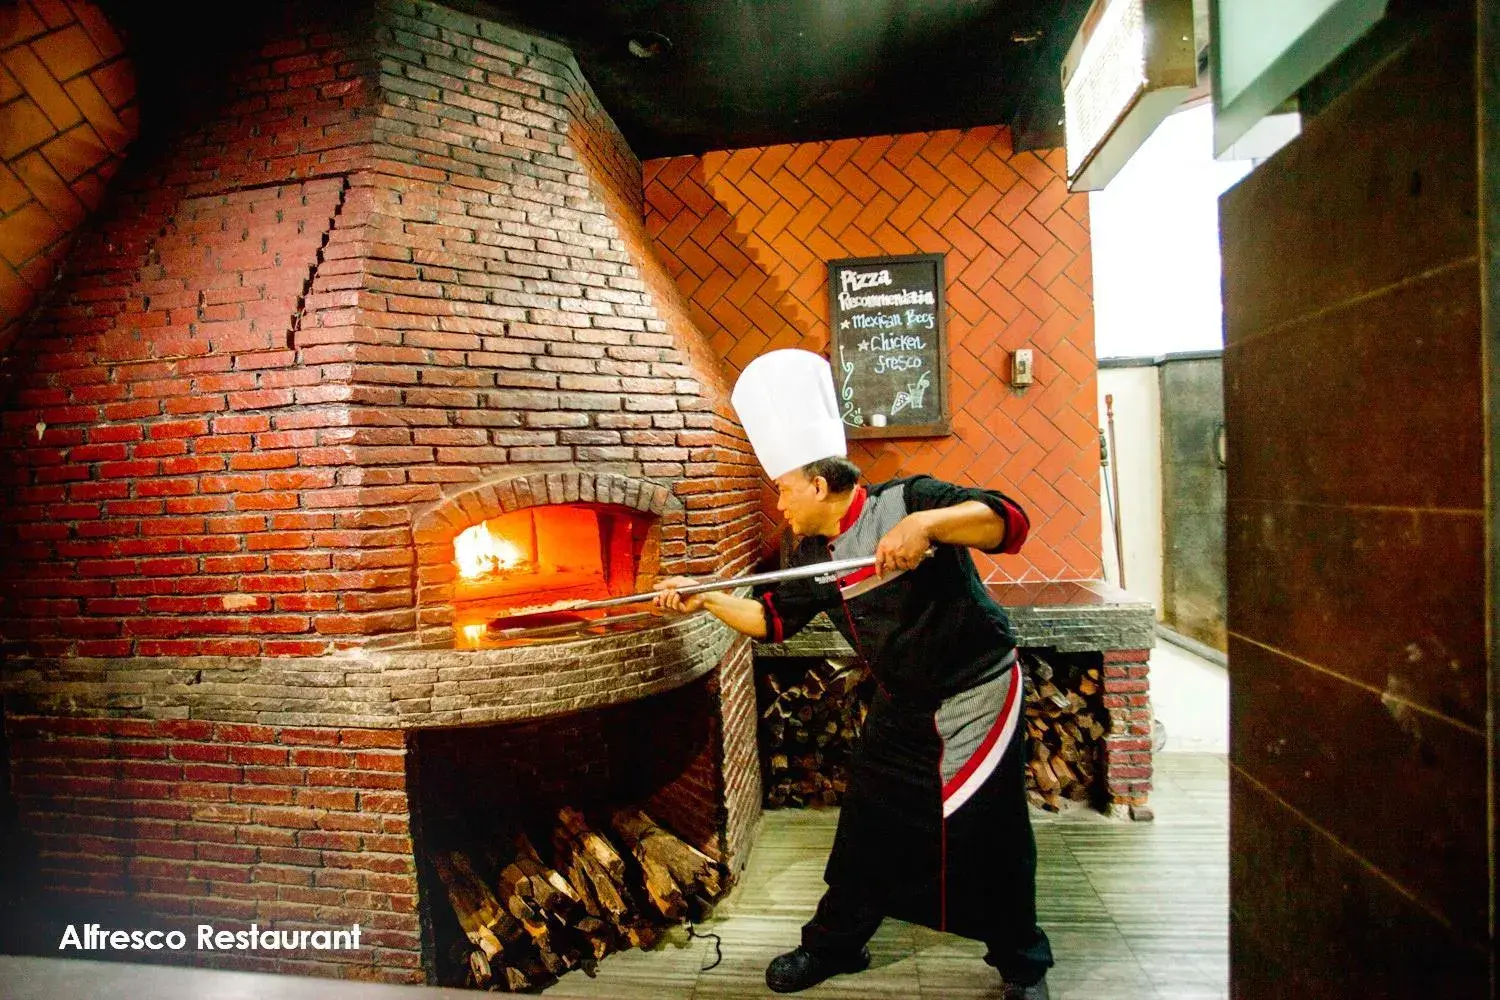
[{"xmin": 0, "ymin": 0, "xmax": 763, "ymax": 985}]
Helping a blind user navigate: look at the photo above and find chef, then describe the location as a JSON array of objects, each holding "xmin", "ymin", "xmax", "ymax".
[{"xmin": 653, "ymin": 349, "xmax": 1053, "ymax": 999}]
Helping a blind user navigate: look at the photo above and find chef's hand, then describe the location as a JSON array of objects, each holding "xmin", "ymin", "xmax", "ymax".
[
  {"xmin": 875, "ymin": 513, "xmax": 934, "ymax": 576},
  {"xmin": 652, "ymin": 577, "xmax": 706, "ymax": 614}
]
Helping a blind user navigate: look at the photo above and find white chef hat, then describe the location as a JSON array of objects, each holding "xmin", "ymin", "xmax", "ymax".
[{"xmin": 731, "ymin": 349, "xmax": 847, "ymax": 481}]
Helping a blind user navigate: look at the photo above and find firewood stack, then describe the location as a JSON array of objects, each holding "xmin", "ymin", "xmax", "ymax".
[
  {"xmin": 759, "ymin": 659, "xmax": 870, "ymax": 807},
  {"xmin": 756, "ymin": 654, "xmax": 1109, "ymax": 814},
  {"xmin": 432, "ymin": 806, "xmax": 730, "ymax": 991},
  {"xmin": 1022, "ymin": 653, "xmax": 1107, "ymax": 811}
]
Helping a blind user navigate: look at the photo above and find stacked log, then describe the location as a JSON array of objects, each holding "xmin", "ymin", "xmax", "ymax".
[
  {"xmin": 553, "ymin": 804, "xmax": 658, "ymax": 951},
  {"xmin": 1023, "ymin": 653, "xmax": 1107, "ymax": 811},
  {"xmin": 432, "ymin": 851, "xmax": 519, "ymax": 978},
  {"xmin": 610, "ymin": 808, "xmax": 724, "ymax": 915},
  {"xmin": 436, "ymin": 807, "xmax": 730, "ymax": 991},
  {"xmin": 760, "ymin": 659, "xmax": 869, "ymax": 807},
  {"xmin": 757, "ymin": 654, "xmax": 1110, "ymax": 814}
]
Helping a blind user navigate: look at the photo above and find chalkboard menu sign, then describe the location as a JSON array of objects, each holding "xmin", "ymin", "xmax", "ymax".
[{"xmin": 827, "ymin": 253, "xmax": 949, "ymax": 439}]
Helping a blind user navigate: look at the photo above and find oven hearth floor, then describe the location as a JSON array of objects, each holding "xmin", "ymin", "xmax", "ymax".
[{"xmin": 0, "ymin": 755, "xmax": 1227, "ymax": 999}]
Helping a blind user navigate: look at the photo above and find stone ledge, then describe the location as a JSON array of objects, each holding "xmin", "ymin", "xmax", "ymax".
[
  {"xmin": 755, "ymin": 580, "xmax": 1156, "ymax": 658},
  {"xmin": 0, "ymin": 615, "xmax": 736, "ymax": 729}
]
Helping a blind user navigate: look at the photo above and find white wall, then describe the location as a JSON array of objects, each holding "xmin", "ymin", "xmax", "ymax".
[
  {"xmin": 1089, "ymin": 102, "xmax": 1252, "ymax": 615},
  {"xmin": 1097, "ymin": 366, "xmax": 1162, "ymax": 616},
  {"xmin": 1090, "ymin": 104, "xmax": 1251, "ymax": 359}
]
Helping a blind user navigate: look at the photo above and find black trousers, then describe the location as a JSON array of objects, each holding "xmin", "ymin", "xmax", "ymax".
[
  {"xmin": 799, "ymin": 880, "xmax": 1054, "ymax": 986},
  {"xmin": 800, "ymin": 672, "xmax": 1053, "ymax": 986}
]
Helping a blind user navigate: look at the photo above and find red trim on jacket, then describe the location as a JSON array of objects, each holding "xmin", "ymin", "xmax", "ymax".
[
  {"xmin": 760, "ymin": 593, "xmax": 784, "ymax": 642},
  {"xmin": 832, "ymin": 484, "xmax": 872, "ymax": 587},
  {"xmin": 837, "ymin": 564, "xmax": 877, "ymax": 588},
  {"xmin": 999, "ymin": 498, "xmax": 1029, "ymax": 555},
  {"xmin": 836, "ymin": 484, "xmax": 867, "ymax": 535}
]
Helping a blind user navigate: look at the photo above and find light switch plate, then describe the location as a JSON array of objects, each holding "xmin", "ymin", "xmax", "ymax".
[{"xmin": 1012, "ymin": 348, "xmax": 1034, "ymax": 386}]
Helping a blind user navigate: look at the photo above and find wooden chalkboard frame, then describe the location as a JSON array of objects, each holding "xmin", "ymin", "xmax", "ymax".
[{"xmin": 827, "ymin": 252, "xmax": 951, "ymax": 440}]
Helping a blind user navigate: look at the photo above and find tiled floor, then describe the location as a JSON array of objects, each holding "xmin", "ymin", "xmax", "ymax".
[
  {"xmin": 0, "ymin": 755, "xmax": 1228, "ymax": 999},
  {"xmin": 542, "ymin": 752, "xmax": 1229, "ymax": 1000},
  {"xmin": 1148, "ymin": 638, "xmax": 1229, "ymax": 754}
]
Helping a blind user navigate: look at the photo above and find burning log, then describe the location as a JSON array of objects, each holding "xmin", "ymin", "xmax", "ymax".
[{"xmin": 1023, "ymin": 654, "xmax": 1107, "ymax": 812}]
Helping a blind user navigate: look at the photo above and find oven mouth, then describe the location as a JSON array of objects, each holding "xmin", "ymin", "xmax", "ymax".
[{"xmin": 447, "ymin": 503, "xmax": 661, "ymax": 650}]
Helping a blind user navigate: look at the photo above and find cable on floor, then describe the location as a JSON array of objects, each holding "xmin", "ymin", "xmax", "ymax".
[{"xmin": 686, "ymin": 922, "xmax": 723, "ymax": 971}]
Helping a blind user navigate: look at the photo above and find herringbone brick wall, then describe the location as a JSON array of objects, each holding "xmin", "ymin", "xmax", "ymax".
[
  {"xmin": 0, "ymin": 0, "xmax": 137, "ymax": 352},
  {"xmin": 643, "ymin": 128, "xmax": 1102, "ymax": 582}
]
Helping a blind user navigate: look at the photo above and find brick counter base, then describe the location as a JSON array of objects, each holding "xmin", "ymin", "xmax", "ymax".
[
  {"xmin": 1101, "ymin": 648, "xmax": 1152, "ymax": 816},
  {"xmin": 5, "ymin": 716, "xmax": 421, "ymax": 983}
]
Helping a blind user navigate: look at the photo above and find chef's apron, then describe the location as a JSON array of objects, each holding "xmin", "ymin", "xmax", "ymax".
[{"xmin": 827, "ymin": 655, "xmax": 1032, "ymax": 940}]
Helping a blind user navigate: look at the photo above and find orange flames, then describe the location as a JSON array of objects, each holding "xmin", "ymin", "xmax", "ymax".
[{"xmin": 453, "ymin": 521, "xmax": 525, "ymax": 579}]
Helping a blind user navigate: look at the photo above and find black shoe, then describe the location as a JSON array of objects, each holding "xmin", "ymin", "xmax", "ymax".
[
  {"xmin": 765, "ymin": 945, "xmax": 871, "ymax": 993},
  {"xmin": 1001, "ymin": 977, "xmax": 1050, "ymax": 1000}
]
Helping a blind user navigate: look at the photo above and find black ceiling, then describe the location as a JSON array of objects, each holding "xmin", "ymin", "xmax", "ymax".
[
  {"xmin": 102, "ymin": 0, "xmax": 1093, "ymax": 161},
  {"xmin": 471, "ymin": 0, "xmax": 1093, "ymax": 159}
]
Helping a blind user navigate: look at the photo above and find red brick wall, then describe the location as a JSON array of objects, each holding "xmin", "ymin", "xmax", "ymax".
[
  {"xmin": 715, "ymin": 637, "xmax": 761, "ymax": 873},
  {"xmin": 643, "ymin": 131, "xmax": 1102, "ymax": 581},
  {"xmin": 5, "ymin": 716, "xmax": 421, "ymax": 982},
  {"xmin": 1100, "ymin": 648, "xmax": 1152, "ymax": 809},
  {"xmin": 640, "ymin": 669, "xmax": 733, "ymax": 861},
  {"xmin": 0, "ymin": 6, "xmax": 764, "ymax": 986},
  {"xmin": 0, "ymin": 5, "xmax": 374, "ymax": 659},
  {"xmin": 327, "ymin": 6, "xmax": 760, "ymax": 633},
  {"xmin": 637, "ymin": 640, "xmax": 760, "ymax": 872},
  {"xmin": 568, "ymin": 108, "xmax": 762, "ymax": 576},
  {"xmin": 0, "ymin": 0, "xmax": 137, "ymax": 353},
  {"xmin": 0, "ymin": 2, "xmax": 760, "ymax": 657}
]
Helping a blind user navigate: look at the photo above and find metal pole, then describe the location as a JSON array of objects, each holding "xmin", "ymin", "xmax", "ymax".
[
  {"xmin": 568, "ymin": 553, "xmax": 884, "ymax": 611},
  {"xmin": 1105, "ymin": 394, "xmax": 1126, "ymax": 589},
  {"xmin": 494, "ymin": 550, "xmax": 933, "ymax": 628}
]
